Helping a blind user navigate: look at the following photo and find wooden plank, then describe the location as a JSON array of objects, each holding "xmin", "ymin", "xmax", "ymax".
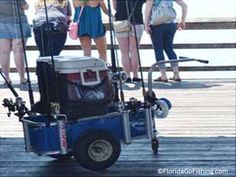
[
  {"xmin": 0, "ymin": 161, "xmax": 235, "ymax": 168},
  {"xmin": 5, "ymin": 65, "xmax": 236, "ymax": 73},
  {"xmin": 0, "ymin": 137, "xmax": 235, "ymax": 177},
  {"xmin": 103, "ymin": 19, "xmax": 236, "ymax": 30},
  {"xmin": 25, "ymin": 43, "xmax": 236, "ymax": 51},
  {"xmin": 29, "ymin": 18, "xmax": 235, "ymax": 30},
  {"xmin": 0, "ymin": 80, "xmax": 235, "ymax": 138},
  {"xmin": 0, "ymin": 79, "xmax": 235, "ymax": 177},
  {"xmin": 185, "ymin": 21, "xmax": 236, "ymax": 30}
]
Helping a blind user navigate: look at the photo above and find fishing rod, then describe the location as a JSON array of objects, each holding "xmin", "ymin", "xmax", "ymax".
[
  {"xmin": 107, "ymin": 0, "xmax": 119, "ymax": 102},
  {"xmin": 0, "ymin": 0, "xmax": 33, "ymax": 118},
  {"xmin": 112, "ymin": 37, "xmax": 126, "ymax": 102},
  {"xmin": 129, "ymin": 0, "xmax": 146, "ymax": 101},
  {"xmin": 16, "ymin": 0, "xmax": 35, "ymax": 108},
  {"xmin": 42, "ymin": 0, "xmax": 58, "ymax": 101},
  {"xmin": 0, "ymin": 71, "xmax": 18, "ymax": 98}
]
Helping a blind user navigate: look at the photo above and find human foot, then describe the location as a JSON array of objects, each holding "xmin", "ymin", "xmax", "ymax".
[
  {"xmin": 133, "ymin": 77, "xmax": 142, "ymax": 82},
  {"xmin": 154, "ymin": 77, "xmax": 168, "ymax": 83},
  {"xmin": 169, "ymin": 76, "xmax": 181, "ymax": 82},
  {"xmin": 20, "ymin": 78, "xmax": 28, "ymax": 85}
]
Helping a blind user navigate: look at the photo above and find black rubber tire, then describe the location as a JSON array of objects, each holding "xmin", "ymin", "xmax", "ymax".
[{"xmin": 74, "ymin": 130, "xmax": 121, "ymax": 171}]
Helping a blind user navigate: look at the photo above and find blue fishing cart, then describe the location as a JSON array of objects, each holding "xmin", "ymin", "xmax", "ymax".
[
  {"xmin": 18, "ymin": 56, "xmax": 171, "ymax": 171},
  {"xmin": 0, "ymin": 0, "xmax": 209, "ymax": 171},
  {"xmin": 1, "ymin": 54, "xmax": 208, "ymax": 171}
]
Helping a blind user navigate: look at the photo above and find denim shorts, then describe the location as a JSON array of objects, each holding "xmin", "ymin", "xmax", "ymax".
[
  {"xmin": 115, "ymin": 24, "xmax": 144, "ymax": 38},
  {"xmin": 0, "ymin": 22, "xmax": 31, "ymax": 39}
]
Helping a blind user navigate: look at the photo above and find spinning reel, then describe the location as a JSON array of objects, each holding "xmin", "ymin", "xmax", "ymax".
[{"xmin": 2, "ymin": 97, "xmax": 29, "ymax": 120}]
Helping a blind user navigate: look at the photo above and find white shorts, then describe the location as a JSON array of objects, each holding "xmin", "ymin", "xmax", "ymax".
[{"xmin": 115, "ymin": 24, "xmax": 144, "ymax": 38}]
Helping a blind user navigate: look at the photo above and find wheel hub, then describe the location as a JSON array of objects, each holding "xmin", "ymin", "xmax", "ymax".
[{"xmin": 88, "ymin": 140, "xmax": 113, "ymax": 162}]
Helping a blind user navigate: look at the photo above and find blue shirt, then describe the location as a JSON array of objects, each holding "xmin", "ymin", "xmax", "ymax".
[{"xmin": 74, "ymin": 5, "xmax": 105, "ymax": 38}]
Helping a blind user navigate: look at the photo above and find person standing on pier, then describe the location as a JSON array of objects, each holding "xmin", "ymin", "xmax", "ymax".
[
  {"xmin": 33, "ymin": 0, "xmax": 72, "ymax": 57},
  {"xmin": 0, "ymin": 0, "xmax": 31, "ymax": 85},
  {"xmin": 72, "ymin": 0, "xmax": 109, "ymax": 62},
  {"xmin": 113, "ymin": 0, "xmax": 146, "ymax": 83},
  {"xmin": 145, "ymin": 0, "xmax": 187, "ymax": 82}
]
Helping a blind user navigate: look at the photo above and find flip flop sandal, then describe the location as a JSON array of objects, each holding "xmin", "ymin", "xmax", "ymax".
[
  {"xmin": 169, "ymin": 77, "xmax": 181, "ymax": 82},
  {"xmin": 154, "ymin": 77, "xmax": 168, "ymax": 83}
]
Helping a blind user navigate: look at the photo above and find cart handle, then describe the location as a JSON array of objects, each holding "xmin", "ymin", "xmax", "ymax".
[
  {"xmin": 179, "ymin": 56, "xmax": 209, "ymax": 64},
  {"xmin": 147, "ymin": 57, "xmax": 209, "ymax": 97}
]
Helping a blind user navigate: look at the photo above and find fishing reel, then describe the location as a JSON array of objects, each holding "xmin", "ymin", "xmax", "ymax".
[
  {"xmin": 111, "ymin": 71, "xmax": 128, "ymax": 83},
  {"xmin": 2, "ymin": 97, "xmax": 28, "ymax": 119}
]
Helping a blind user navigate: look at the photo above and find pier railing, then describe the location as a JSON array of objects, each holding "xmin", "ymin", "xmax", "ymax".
[{"xmin": 7, "ymin": 18, "xmax": 236, "ymax": 72}]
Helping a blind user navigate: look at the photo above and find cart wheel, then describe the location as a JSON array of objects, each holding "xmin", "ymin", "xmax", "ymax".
[
  {"xmin": 154, "ymin": 100, "xmax": 169, "ymax": 118},
  {"xmin": 74, "ymin": 130, "xmax": 121, "ymax": 171},
  {"xmin": 159, "ymin": 97, "xmax": 172, "ymax": 109},
  {"xmin": 151, "ymin": 138, "xmax": 159, "ymax": 155},
  {"xmin": 48, "ymin": 153, "xmax": 73, "ymax": 161}
]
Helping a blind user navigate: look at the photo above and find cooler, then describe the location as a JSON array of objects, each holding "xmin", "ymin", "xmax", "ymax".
[{"xmin": 35, "ymin": 56, "xmax": 115, "ymax": 119}]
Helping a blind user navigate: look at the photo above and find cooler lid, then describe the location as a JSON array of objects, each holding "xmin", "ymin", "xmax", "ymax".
[{"xmin": 37, "ymin": 56, "xmax": 108, "ymax": 73}]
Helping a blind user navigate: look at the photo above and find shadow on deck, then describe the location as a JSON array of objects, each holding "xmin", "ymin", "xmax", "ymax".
[
  {"xmin": 0, "ymin": 79, "xmax": 227, "ymax": 91},
  {"xmin": 0, "ymin": 137, "xmax": 235, "ymax": 177}
]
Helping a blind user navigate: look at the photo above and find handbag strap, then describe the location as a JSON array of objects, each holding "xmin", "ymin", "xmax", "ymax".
[
  {"xmin": 126, "ymin": 0, "xmax": 139, "ymax": 21},
  {"xmin": 77, "ymin": 6, "xmax": 84, "ymax": 23}
]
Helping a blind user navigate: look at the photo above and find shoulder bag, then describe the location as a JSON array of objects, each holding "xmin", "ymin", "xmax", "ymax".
[
  {"xmin": 69, "ymin": 6, "xmax": 84, "ymax": 40},
  {"xmin": 113, "ymin": 0, "xmax": 139, "ymax": 33},
  {"xmin": 150, "ymin": 0, "xmax": 176, "ymax": 26}
]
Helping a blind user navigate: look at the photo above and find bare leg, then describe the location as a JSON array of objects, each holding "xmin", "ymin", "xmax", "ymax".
[
  {"xmin": 129, "ymin": 35, "xmax": 141, "ymax": 78},
  {"xmin": 12, "ymin": 39, "xmax": 27, "ymax": 83},
  {"xmin": 79, "ymin": 36, "xmax": 92, "ymax": 57},
  {"xmin": 94, "ymin": 36, "xmax": 107, "ymax": 62},
  {"xmin": 0, "ymin": 39, "xmax": 12, "ymax": 82},
  {"xmin": 160, "ymin": 69, "xmax": 168, "ymax": 80},
  {"xmin": 172, "ymin": 66, "xmax": 180, "ymax": 80},
  {"xmin": 116, "ymin": 37, "xmax": 131, "ymax": 77}
]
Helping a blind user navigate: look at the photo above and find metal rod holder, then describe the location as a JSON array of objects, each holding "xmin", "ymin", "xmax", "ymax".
[
  {"xmin": 22, "ymin": 120, "xmax": 32, "ymax": 152},
  {"xmin": 57, "ymin": 116, "xmax": 68, "ymax": 154},
  {"xmin": 122, "ymin": 111, "xmax": 131, "ymax": 144},
  {"xmin": 145, "ymin": 108, "xmax": 154, "ymax": 140}
]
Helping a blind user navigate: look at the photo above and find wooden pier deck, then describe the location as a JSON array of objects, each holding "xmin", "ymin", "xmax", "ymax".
[{"xmin": 0, "ymin": 78, "xmax": 235, "ymax": 177}]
